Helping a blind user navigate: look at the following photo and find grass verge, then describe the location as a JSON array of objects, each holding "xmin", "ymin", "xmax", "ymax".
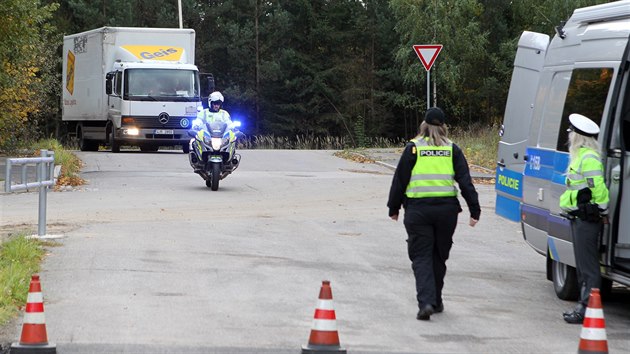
[
  {"xmin": 30, "ymin": 138, "xmax": 86, "ymax": 188},
  {"xmin": 450, "ymin": 124, "xmax": 500, "ymax": 171},
  {"xmin": 333, "ymin": 125, "xmax": 499, "ymax": 171},
  {"xmin": 0, "ymin": 235, "xmax": 47, "ymax": 326}
]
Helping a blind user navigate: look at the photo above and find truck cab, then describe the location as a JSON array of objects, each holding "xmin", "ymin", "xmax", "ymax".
[
  {"xmin": 496, "ymin": 1, "xmax": 630, "ymax": 299},
  {"xmin": 105, "ymin": 62, "xmax": 200, "ymax": 152}
]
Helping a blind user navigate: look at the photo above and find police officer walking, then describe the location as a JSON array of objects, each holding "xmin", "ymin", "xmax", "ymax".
[
  {"xmin": 387, "ymin": 107, "xmax": 480, "ymax": 321},
  {"xmin": 560, "ymin": 113, "xmax": 609, "ymax": 324}
]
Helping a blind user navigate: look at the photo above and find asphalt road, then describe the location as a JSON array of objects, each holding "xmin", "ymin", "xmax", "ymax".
[{"xmin": 0, "ymin": 149, "xmax": 628, "ymax": 353}]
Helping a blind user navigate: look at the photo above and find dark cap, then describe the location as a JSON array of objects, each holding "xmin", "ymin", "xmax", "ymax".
[{"xmin": 424, "ymin": 107, "xmax": 445, "ymax": 126}]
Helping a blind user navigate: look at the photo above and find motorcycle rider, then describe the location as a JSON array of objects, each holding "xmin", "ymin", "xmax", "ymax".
[
  {"xmin": 188, "ymin": 91, "xmax": 243, "ymax": 172},
  {"xmin": 193, "ymin": 91, "xmax": 233, "ymax": 130}
]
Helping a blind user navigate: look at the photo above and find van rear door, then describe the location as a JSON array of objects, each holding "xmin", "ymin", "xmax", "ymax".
[{"xmin": 495, "ymin": 31, "xmax": 549, "ymax": 222}]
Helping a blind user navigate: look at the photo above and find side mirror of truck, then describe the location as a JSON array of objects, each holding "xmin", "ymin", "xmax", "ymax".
[{"xmin": 105, "ymin": 72, "xmax": 114, "ymax": 95}]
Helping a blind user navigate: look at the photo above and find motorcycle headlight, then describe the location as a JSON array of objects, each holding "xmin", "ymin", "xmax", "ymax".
[
  {"xmin": 203, "ymin": 135, "xmax": 212, "ymax": 146},
  {"xmin": 211, "ymin": 137, "xmax": 223, "ymax": 150}
]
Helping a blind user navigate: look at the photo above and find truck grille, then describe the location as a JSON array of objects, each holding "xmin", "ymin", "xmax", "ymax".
[{"xmin": 124, "ymin": 116, "xmax": 192, "ymax": 129}]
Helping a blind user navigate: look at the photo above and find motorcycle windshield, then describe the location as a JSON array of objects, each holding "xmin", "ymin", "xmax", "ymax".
[{"xmin": 206, "ymin": 121, "xmax": 228, "ymax": 138}]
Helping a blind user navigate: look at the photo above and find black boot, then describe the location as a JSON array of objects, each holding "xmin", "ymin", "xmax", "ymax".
[
  {"xmin": 416, "ymin": 304, "xmax": 434, "ymax": 321},
  {"xmin": 563, "ymin": 310, "xmax": 585, "ymax": 324}
]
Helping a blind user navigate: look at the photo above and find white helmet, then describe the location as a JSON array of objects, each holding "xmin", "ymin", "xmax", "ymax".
[{"xmin": 209, "ymin": 91, "xmax": 224, "ymax": 105}]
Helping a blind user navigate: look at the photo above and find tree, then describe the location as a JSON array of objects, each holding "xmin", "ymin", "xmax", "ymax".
[
  {"xmin": 390, "ymin": 0, "xmax": 489, "ymax": 127},
  {"xmin": 0, "ymin": 0, "xmax": 59, "ymax": 151}
]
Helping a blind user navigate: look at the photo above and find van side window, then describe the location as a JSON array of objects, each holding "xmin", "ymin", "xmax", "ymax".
[{"xmin": 556, "ymin": 68, "xmax": 613, "ymax": 152}]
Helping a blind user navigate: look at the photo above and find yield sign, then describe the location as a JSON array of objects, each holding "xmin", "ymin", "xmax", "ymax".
[{"xmin": 413, "ymin": 44, "xmax": 443, "ymax": 71}]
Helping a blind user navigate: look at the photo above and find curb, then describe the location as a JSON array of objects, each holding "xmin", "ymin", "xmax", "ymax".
[{"xmin": 353, "ymin": 152, "xmax": 495, "ymax": 180}]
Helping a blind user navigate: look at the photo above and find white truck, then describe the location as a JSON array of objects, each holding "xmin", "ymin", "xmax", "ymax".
[
  {"xmin": 62, "ymin": 27, "xmax": 213, "ymax": 153},
  {"xmin": 496, "ymin": 1, "xmax": 630, "ymax": 299}
]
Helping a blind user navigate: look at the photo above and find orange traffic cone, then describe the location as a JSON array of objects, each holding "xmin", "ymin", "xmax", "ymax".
[
  {"xmin": 10, "ymin": 275, "xmax": 56, "ymax": 354},
  {"xmin": 577, "ymin": 288, "xmax": 608, "ymax": 354},
  {"xmin": 301, "ymin": 280, "xmax": 346, "ymax": 354}
]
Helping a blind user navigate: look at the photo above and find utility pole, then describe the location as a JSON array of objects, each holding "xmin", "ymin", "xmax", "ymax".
[{"xmin": 178, "ymin": 0, "xmax": 183, "ymax": 28}]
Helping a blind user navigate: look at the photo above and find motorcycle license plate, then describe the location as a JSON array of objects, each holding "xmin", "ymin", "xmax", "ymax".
[{"xmin": 155, "ymin": 129, "xmax": 173, "ymax": 134}]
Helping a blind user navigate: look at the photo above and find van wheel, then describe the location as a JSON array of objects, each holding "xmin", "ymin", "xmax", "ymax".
[
  {"xmin": 600, "ymin": 278, "xmax": 613, "ymax": 300},
  {"xmin": 551, "ymin": 259, "xmax": 579, "ymax": 300}
]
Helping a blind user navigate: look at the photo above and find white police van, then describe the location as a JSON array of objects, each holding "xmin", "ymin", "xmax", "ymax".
[{"xmin": 495, "ymin": 0, "xmax": 630, "ymax": 299}]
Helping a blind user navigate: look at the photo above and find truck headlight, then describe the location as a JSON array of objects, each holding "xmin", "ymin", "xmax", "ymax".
[{"xmin": 124, "ymin": 128, "xmax": 139, "ymax": 136}]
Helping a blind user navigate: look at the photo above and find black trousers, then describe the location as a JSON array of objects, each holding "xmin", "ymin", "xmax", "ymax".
[
  {"xmin": 404, "ymin": 203, "xmax": 459, "ymax": 308},
  {"xmin": 571, "ymin": 219, "xmax": 602, "ymax": 307}
]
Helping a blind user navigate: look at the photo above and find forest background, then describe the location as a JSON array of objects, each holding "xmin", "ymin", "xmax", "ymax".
[{"xmin": 0, "ymin": 0, "xmax": 612, "ymax": 152}]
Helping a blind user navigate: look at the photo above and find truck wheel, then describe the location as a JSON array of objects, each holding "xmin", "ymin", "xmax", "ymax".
[
  {"xmin": 551, "ymin": 259, "xmax": 579, "ymax": 300},
  {"xmin": 78, "ymin": 126, "xmax": 98, "ymax": 151},
  {"xmin": 108, "ymin": 125, "xmax": 120, "ymax": 153}
]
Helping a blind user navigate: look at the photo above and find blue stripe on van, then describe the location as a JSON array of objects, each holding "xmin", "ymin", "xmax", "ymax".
[
  {"xmin": 524, "ymin": 147, "xmax": 554, "ymax": 180},
  {"xmin": 496, "ymin": 147, "xmax": 570, "ymax": 225},
  {"xmin": 523, "ymin": 147, "xmax": 569, "ymax": 184},
  {"xmin": 495, "ymin": 167, "xmax": 523, "ymax": 222},
  {"xmin": 552, "ymin": 151, "xmax": 570, "ymax": 185},
  {"xmin": 495, "ymin": 168, "xmax": 523, "ymax": 197},
  {"xmin": 496, "ymin": 194, "xmax": 521, "ymax": 222},
  {"xmin": 521, "ymin": 200, "xmax": 572, "ymax": 263}
]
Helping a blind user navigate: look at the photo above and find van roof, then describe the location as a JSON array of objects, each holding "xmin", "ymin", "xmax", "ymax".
[{"xmin": 568, "ymin": 0, "xmax": 630, "ymax": 25}]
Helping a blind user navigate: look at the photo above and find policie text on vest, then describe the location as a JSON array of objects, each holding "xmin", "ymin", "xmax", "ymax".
[{"xmin": 419, "ymin": 150, "xmax": 451, "ymax": 157}]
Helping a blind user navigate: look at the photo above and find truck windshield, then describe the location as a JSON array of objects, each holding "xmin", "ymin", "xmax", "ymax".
[{"xmin": 124, "ymin": 69, "xmax": 199, "ymax": 102}]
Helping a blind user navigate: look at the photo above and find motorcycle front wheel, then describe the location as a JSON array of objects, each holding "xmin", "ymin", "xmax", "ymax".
[
  {"xmin": 206, "ymin": 163, "xmax": 221, "ymax": 191},
  {"xmin": 211, "ymin": 163, "xmax": 221, "ymax": 191}
]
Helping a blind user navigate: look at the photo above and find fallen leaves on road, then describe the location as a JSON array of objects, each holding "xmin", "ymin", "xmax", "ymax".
[
  {"xmin": 333, "ymin": 150, "xmax": 375, "ymax": 164},
  {"xmin": 473, "ymin": 177, "xmax": 495, "ymax": 185},
  {"xmin": 54, "ymin": 175, "xmax": 86, "ymax": 191}
]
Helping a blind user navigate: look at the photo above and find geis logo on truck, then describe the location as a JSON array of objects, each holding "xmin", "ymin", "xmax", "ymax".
[{"xmin": 121, "ymin": 45, "xmax": 184, "ymax": 61}]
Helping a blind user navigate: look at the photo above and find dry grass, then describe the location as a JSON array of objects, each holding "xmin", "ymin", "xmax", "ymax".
[
  {"xmin": 450, "ymin": 124, "xmax": 499, "ymax": 171},
  {"xmin": 30, "ymin": 139, "xmax": 86, "ymax": 188}
]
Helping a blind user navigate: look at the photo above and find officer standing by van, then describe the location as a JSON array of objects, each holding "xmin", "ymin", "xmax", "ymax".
[
  {"xmin": 388, "ymin": 107, "xmax": 480, "ymax": 321},
  {"xmin": 560, "ymin": 113, "xmax": 609, "ymax": 324}
]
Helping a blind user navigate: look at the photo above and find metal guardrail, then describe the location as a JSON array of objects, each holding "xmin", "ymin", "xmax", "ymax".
[{"xmin": 4, "ymin": 150, "xmax": 55, "ymax": 236}]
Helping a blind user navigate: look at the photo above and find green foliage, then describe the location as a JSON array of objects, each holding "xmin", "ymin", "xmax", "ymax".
[
  {"xmin": 0, "ymin": 0, "xmax": 616, "ymax": 149},
  {"xmin": 0, "ymin": 0, "xmax": 59, "ymax": 152},
  {"xmin": 0, "ymin": 236, "xmax": 45, "ymax": 325}
]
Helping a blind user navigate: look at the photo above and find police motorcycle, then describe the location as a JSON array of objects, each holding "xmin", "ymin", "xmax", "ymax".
[{"xmin": 187, "ymin": 120, "xmax": 243, "ymax": 191}]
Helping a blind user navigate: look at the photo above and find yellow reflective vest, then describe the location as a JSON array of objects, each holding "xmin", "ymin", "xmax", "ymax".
[
  {"xmin": 559, "ymin": 147, "xmax": 609, "ymax": 214},
  {"xmin": 405, "ymin": 137, "xmax": 457, "ymax": 198}
]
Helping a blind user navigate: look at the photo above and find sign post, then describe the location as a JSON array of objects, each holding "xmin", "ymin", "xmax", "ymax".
[{"xmin": 413, "ymin": 44, "xmax": 443, "ymax": 109}]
